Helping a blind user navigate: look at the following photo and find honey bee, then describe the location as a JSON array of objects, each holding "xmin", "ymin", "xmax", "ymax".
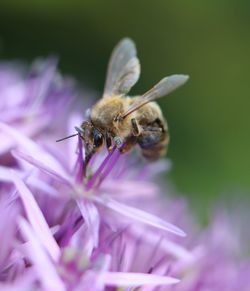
[{"xmin": 57, "ymin": 38, "xmax": 188, "ymax": 172}]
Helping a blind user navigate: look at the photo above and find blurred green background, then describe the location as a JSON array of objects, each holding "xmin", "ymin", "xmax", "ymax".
[{"xmin": 0, "ymin": 0, "xmax": 249, "ymax": 214}]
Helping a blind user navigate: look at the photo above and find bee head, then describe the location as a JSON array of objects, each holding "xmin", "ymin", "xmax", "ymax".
[{"xmin": 80, "ymin": 121, "xmax": 104, "ymax": 167}]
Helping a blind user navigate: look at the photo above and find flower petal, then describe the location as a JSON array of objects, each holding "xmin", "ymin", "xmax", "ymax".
[
  {"xmin": 0, "ymin": 200, "xmax": 18, "ymax": 269},
  {"xmin": 101, "ymin": 272, "xmax": 179, "ymax": 287},
  {"xmin": 0, "ymin": 116, "xmax": 49, "ymax": 156},
  {"xmin": 19, "ymin": 218, "xmax": 66, "ymax": 291},
  {"xmin": 12, "ymin": 150, "xmax": 71, "ymax": 185},
  {"xmin": 0, "ymin": 121, "xmax": 69, "ymax": 179},
  {"xmin": 0, "ymin": 166, "xmax": 59, "ymax": 197},
  {"xmin": 11, "ymin": 171, "xmax": 60, "ymax": 261},
  {"xmin": 74, "ymin": 255, "xmax": 111, "ymax": 291},
  {"xmin": 67, "ymin": 113, "xmax": 84, "ymax": 168},
  {"xmin": 85, "ymin": 147, "xmax": 117, "ymax": 190},
  {"xmin": 100, "ymin": 180, "xmax": 159, "ymax": 198},
  {"xmin": 76, "ymin": 200, "xmax": 100, "ymax": 257},
  {"xmin": 0, "ymin": 165, "xmax": 14, "ymax": 182},
  {"xmin": 130, "ymin": 224, "xmax": 193, "ymax": 261},
  {"xmin": 94, "ymin": 196, "xmax": 186, "ymax": 237}
]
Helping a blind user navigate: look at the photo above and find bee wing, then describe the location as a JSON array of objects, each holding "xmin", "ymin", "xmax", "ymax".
[
  {"xmin": 103, "ymin": 38, "xmax": 140, "ymax": 97},
  {"xmin": 122, "ymin": 74, "xmax": 189, "ymax": 118}
]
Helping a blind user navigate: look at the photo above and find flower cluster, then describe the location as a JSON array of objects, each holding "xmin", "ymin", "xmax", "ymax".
[{"xmin": 0, "ymin": 60, "xmax": 249, "ymax": 291}]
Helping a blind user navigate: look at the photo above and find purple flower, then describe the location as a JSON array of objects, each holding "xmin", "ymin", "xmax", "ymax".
[
  {"xmin": 0, "ymin": 59, "xmax": 249, "ymax": 290},
  {"xmin": 0, "ymin": 58, "xmax": 75, "ymax": 162}
]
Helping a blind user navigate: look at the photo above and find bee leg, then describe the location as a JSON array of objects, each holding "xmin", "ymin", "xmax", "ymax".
[
  {"xmin": 84, "ymin": 148, "xmax": 95, "ymax": 177},
  {"xmin": 113, "ymin": 136, "xmax": 124, "ymax": 148},
  {"xmin": 131, "ymin": 118, "xmax": 140, "ymax": 136},
  {"xmin": 142, "ymin": 126, "xmax": 163, "ymax": 132},
  {"xmin": 105, "ymin": 132, "xmax": 113, "ymax": 152},
  {"xmin": 138, "ymin": 125, "xmax": 169, "ymax": 161},
  {"xmin": 120, "ymin": 136, "xmax": 137, "ymax": 154}
]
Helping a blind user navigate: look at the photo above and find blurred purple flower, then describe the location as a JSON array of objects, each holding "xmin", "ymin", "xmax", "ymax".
[
  {"xmin": 0, "ymin": 59, "xmax": 249, "ymax": 290},
  {"xmin": 0, "ymin": 58, "xmax": 75, "ymax": 162}
]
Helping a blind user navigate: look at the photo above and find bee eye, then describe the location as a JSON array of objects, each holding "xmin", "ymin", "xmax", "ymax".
[{"xmin": 93, "ymin": 129, "xmax": 103, "ymax": 148}]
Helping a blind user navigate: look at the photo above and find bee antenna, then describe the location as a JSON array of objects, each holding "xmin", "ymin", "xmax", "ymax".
[
  {"xmin": 56, "ymin": 133, "xmax": 79, "ymax": 142},
  {"xmin": 74, "ymin": 126, "xmax": 84, "ymax": 134}
]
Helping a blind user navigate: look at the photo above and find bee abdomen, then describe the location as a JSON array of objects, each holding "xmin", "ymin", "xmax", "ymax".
[
  {"xmin": 139, "ymin": 134, "xmax": 169, "ymax": 161},
  {"xmin": 137, "ymin": 118, "xmax": 169, "ymax": 160}
]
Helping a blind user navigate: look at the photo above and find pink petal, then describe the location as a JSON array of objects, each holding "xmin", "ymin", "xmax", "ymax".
[
  {"xmin": 94, "ymin": 196, "xmax": 186, "ymax": 237},
  {"xmin": 12, "ymin": 150, "xmax": 71, "ymax": 185},
  {"xmin": 0, "ymin": 119, "xmax": 49, "ymax": 156},
  {"xmin": 0, "ymin": 165, "xmax": 14, "ymax": 181},
  {"xmin": 101, "ymin": 272, "xmax": 179, "ymax": 287},
  {"xmin": 85, "ymin": 147, "xmax": 117, "ymax": 190},
  {"xmin": 0, "ymin": 202, "xmax": 18, "ymax": 268},
  {"xmin": 67, "ymin": 114, "xmax": 84, "ymax": 169},
  {"xmin": 0, "ymin": 122, "xmax": 69, "ymax": 179},
  {"xmin": 11, "ymin": 171, "xmax": 60, "ymax": 261},
  {"xmin": 72, "ymin": 271, "xmax": 97, "ymax": 291},
  {"xmin": 0, "ymin": 166, "xmax": 58, "ymax": 197},
  {"xmin": 76, "ymin": 200, "xmax": 100, "ymax": 257},
  {"xmin": 130, "ymin": 224, "xmax": 193, "ymax": 261},
  {"xmin": 100, "ymin": 180, "xmax": 159, "ymax": 198},
  {"xmin": 0, "ymin": 81, "xmax": 26, "ymax": 111},
  {"xmin": 19, "ymin": 218, "xmax": 66, "ymax": 291},
  {"xmin": 26, "ymin": 175, "xmax": 59, "ymax": 197},
  {"xmin": 75, "ymin": 254, "xmax": 111, "ymax": 291}
]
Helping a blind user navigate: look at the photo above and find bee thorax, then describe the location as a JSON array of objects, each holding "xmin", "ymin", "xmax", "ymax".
[{"xmin": 90, "ymin": 95, "xmax": 133, "ymax": 137}]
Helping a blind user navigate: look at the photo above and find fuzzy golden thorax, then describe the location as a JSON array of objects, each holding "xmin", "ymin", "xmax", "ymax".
[{"xmin": 90, "ymin": 95, "xmax": 136, "ymax": 138}]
